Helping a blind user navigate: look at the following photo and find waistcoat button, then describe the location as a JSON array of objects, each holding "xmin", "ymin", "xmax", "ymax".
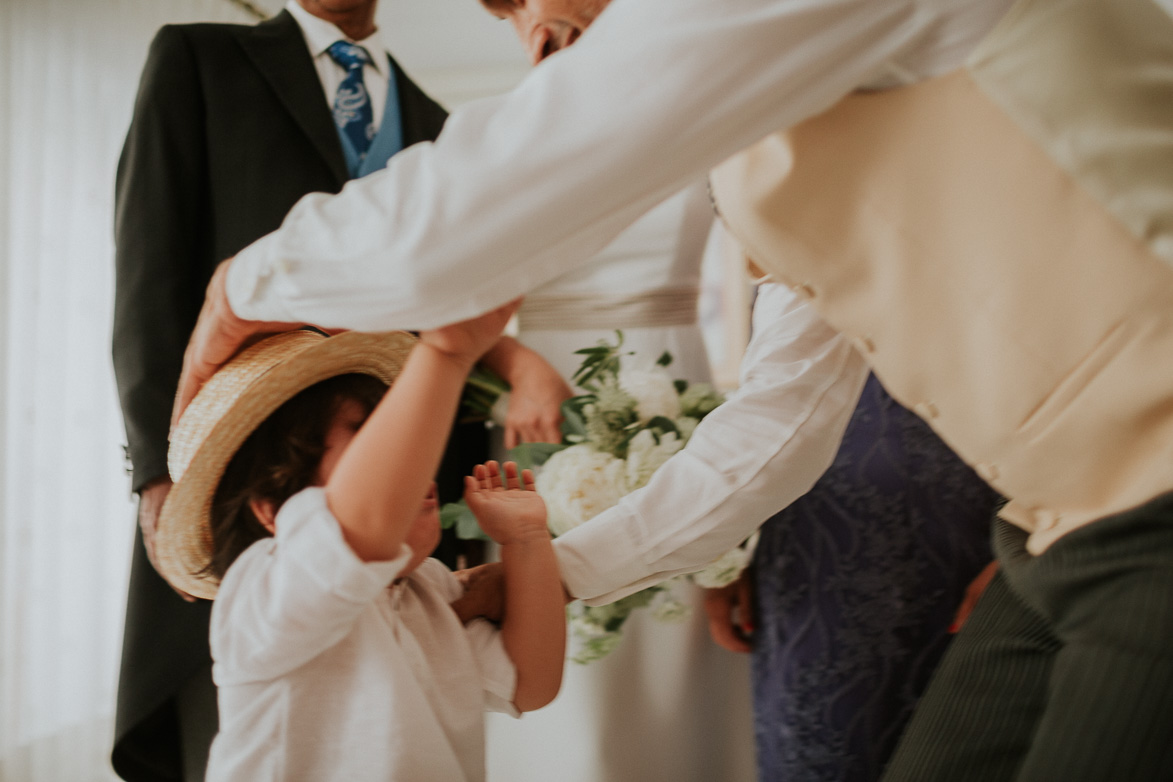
[
  {"xmin": 1034, "ymin": 508, "xmax": 1060, "ymax": 530},
  {"xmin": 914, "ymin": 401, "xmax": 939, "ymax": 419}
]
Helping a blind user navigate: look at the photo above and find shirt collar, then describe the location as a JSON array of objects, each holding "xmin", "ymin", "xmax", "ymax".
[{"xmin": 285, "ymin": 0, "xmax": 389, "ymax": 78}]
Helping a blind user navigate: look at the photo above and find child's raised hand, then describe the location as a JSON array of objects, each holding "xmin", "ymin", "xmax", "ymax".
[
  {"xmin": 420, "ymin": 299, "xmax": 521, "ymax": 364},
  {"xmin": 463, "ymin": 461, "xmax": 548, "ymax": 545}
]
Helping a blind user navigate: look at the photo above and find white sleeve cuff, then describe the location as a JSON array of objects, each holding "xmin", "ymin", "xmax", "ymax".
[{"xmin": 226, "ymin": 232, "xmax": 299, "ymax": 324}]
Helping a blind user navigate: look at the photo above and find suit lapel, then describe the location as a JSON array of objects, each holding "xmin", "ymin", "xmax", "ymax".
[
  {"xmin": 391, "ymin": 54, "xmax": 448, "ymax": 147},
  {"xmin": 234, "ymin": 11, "xmax": 349, "ymax": 186}
]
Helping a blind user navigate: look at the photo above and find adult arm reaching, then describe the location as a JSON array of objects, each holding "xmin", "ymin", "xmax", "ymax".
[
  {"xmin": 172, "ymin": 0, "xmax": 1005, "ymax": 417},
  {"xmin": 480, "ymin": 336, "xmax": 572, "ymax": 448}
]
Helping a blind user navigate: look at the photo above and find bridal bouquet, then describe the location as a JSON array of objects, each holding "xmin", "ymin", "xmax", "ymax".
[{"xmin": 445, "ymin": 333, "xmax": 752, "ymax": 663}]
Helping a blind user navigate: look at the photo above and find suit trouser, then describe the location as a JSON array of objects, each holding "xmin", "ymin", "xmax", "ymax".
[{"xmin": 882, "ymin": 493, "xmax": 1173, "ymax": 782}]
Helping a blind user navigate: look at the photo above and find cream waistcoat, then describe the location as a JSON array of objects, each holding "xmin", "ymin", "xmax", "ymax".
[{"xmin": 710, "ymin": 0, "xmax": 1173, "ymax": 553}]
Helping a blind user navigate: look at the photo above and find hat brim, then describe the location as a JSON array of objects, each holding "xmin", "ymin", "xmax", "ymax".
[{"xmin": 155, "ymin": 329, "xmax": 417, "ymax": 599}]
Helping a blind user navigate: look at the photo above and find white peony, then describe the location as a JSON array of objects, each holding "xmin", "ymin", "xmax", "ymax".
[
  {"xmin": 618, "ymin": 366, "xmax": 681, "ymax": 422},
  {"xmin": 536, "ymin": 445, "xmax": 629, "ymax": 537},
  {"xmin": 624, "ymin": 429, "xmax": 685, "ymax": 491},
  {"xmin": 691, "ymin": 546, "xmax": 752, "ymax": 589}
]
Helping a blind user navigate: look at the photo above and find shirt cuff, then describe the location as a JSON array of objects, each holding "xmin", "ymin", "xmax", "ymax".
[
  {"xmin": 553, "ymin": 505, "xmax": 649, "ymax": 604},
  {"xmin": 226, "ymin": 232, "xmax": 298, "ymax": 324}
]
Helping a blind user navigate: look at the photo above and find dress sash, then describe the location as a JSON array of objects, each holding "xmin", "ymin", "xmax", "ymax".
[{"xmin": 518, "ymin": 286, "xmax": 699, "ymax": 331}]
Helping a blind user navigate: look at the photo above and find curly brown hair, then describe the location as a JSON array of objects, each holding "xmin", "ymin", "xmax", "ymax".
[{"xmin": 203, "ymin": 373, "xmax": 388, "ymax": 580}]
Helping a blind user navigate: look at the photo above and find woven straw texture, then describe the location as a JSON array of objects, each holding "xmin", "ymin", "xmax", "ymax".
[{"xmin": 155, "ymin": 329, "xmax": 416, "ymax": 599}]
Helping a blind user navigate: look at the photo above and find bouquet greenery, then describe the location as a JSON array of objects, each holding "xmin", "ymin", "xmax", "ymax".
[{"xmin": 443, "ymin": 332, "xmax": 751, "ymax": 664}]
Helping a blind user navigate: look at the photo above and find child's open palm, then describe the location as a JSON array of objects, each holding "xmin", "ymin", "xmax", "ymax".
[{"xmin": 464, "ymin": 461, "xmax": 548, "ymax": 545}]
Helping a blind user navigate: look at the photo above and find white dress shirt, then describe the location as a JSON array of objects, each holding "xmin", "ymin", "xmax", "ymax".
[
  {"xmin": 227, "ymin": 0, "xmax": 1013, "ymax": 331},
  {"xmin": 223, "ymin": 0, "xmax": 1012, "ymax": 601},
  {"xmin": 285, "ymin": 0, "xmax": 389, "ymax": 131},
  {"xmin": 206, "ymin": 488, "xmax": 516, "ymax": 782}
]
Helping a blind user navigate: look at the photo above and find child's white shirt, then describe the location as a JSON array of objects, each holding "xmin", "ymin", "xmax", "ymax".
[{"xmin": 205, "ymin": 487, "xmax": 518, "ymax": 782}]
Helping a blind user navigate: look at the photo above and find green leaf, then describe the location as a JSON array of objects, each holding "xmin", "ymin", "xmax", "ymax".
[
  {"xmin": 439, "ymin": 500, "xmax": 462, "ymax": 530},
  {"xmin": 464, "ymin": 366, "xmax": 510, "ymax": 395},
  {"xmin": 569, "ymin": 331, "xmax": 630, "ymax": 391},
  {"xmin": 506, "ymin": 441, "xmax": 568, "ymax": 471},
  {"xmin": 560, "ymin": 396, "xmax": 591, "ymax": 440},
  {"xmin": 439, "ymin": 500, "xmax": 489, "ymax": 541},
  {"xmin": 613, "ymin": 426, "xmax": 644, "ymax": 458},
  {"xmin": 645, "ymin": 416, "xmax": 680, "ymax": 438},
  {"xmin": 459, "ymin": 365, "xmax": 511, "ymax": 422}
]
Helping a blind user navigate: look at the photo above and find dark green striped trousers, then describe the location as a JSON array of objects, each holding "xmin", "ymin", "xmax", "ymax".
[{"xmin": 883, "ymin": 492, "xmax": 1173, "ymax": 781}]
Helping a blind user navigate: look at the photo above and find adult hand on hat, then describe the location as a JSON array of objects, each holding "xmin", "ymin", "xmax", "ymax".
[
  {"xmin": 137, "ymin": 476, "xmax": 197, "ymax": 602},
  {"xmin": 172, "ymin": 260, "xmax": 304, "ymax": 427}
]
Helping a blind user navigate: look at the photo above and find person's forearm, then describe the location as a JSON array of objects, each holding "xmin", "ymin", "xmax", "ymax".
[
  {"xmin": 326, "ymin": 343, "xmax": 473, "ymax": 561},
  {"xmin": 556, "ymin": 285, "xmax": 869, "ymax": 602},
  {"xmin": 480, "ymin": 337, "xmax": 534, "ymax": 385},
  {"xmin": 225, "ymin": 0, "xmax": 929, "ymax": 331},
  {"xmin": 500, "ymin": 533, "xmax": 566, "ymax": 712},
  {"xmin": 481, "ymin": 336, "xmax": 571, "ymax": 447}
]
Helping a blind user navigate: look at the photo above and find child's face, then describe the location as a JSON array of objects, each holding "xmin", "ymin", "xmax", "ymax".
[{"xmin": 316, "ymin": 396, "xmax": 441, "ymax": 574}]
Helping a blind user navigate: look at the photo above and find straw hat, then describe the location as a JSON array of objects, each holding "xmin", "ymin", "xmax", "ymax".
[{"xmin": 155, "ymin": 329, "xmax": 417, "ymax": 599}]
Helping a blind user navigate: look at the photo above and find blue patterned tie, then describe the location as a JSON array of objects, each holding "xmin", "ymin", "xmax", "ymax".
[{"xmin": 327, "ymin": 41, "xmax": 375, "ymax": 167}]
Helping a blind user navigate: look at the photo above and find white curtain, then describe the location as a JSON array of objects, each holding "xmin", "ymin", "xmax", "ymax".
[{"xmin": 0, "ymin": 2, "xmax": 256, "ymax": 779}]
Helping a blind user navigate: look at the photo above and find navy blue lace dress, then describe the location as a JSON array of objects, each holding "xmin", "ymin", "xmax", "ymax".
[{"xmin": 751, "ymin": 373, "xmax": 999, "ymax": 782}]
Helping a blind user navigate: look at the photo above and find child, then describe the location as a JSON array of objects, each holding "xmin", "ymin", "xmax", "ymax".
[{"xmin": 152, "ymin": 304, "xmax": 565, "ymax": 782}]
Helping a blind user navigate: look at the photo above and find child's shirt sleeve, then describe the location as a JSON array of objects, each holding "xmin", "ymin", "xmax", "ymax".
[
  {"xmin": 412, "ymin": 559, "xmax": 521, "ymax": 718},
  {"xmin": 210, "ymin": 487, "xmax": 410, "ymax": 684},
  {"xmin": 465, "ymin": 618, "xmax": 521, "ymax": 717}
]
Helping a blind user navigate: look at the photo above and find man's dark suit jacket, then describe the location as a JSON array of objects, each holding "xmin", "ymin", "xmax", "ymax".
[{"xmin": 111, "ymin": 11, "xmax": 484, "ymax": 779}]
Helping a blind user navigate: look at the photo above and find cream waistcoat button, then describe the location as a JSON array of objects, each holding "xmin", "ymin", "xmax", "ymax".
[
  {"xmin": 913, "ymin": 401, "xmax": 939, "ymax": 420},
  {"xmin": 1034, "ymin": 507, "xmax": 1060, "ymax": 530},
  {"xmin": 976, "ymin": 463, "xmax": 1000, "ymax": 482}
]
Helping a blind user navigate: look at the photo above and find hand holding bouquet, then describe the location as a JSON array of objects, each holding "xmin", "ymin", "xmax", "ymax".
[{"xmin": 446, "ymin": 332, "xmax": 752, "ymax": 663}]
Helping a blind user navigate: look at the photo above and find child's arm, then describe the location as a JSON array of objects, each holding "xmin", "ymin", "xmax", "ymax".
[
  {"xmin": 324, "ymin": 302, "xmax": 517, "ymax": 562},
  {"xmin": 464, "ymin": 461, "xmax": 565, "ymax": 711}
]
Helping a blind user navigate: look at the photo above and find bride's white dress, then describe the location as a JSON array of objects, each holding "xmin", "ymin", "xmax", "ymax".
[{"xmin": 485, "ymin": 182, "xmax": 755, "ymax": 782}]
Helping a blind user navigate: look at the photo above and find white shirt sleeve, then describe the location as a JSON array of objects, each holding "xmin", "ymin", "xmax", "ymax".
[
  {"xmin": 553, "ymin": 284, "xmax": 869, "ymax": 604},
  {"xmin": 226, "ymin": 0, "xmax": 940, "ymax": 330},
  {"xmin": 464, "ymin": 618, "xmax": 521, "ymax": 718},
  {"xmin": 210, "ymin": 487, "xmax": 409, "ymax": 684},
  {"xmin": 409, "ymin": 559, "xmax": 520, "ymax": 716}
]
